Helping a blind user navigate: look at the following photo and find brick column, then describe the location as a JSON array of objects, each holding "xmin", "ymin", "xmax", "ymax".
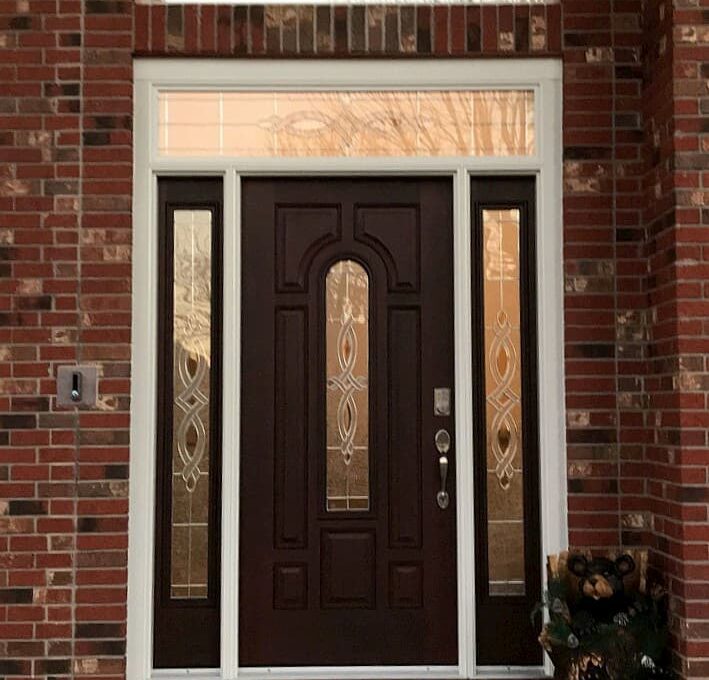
[
  {"xmin": 644, "ymin": 0, "xmax": 709, "ymax": 675},
  {"xmin": 561, "ymin": 0, "xmax": 646, "ymax": 552}
]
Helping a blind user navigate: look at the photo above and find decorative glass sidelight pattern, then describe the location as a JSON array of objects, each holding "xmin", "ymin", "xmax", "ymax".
[
  {"xmin": 482, "ymin": 208, "xmax": 526, "ymax": 597},
  {"xmin": 325, "ymin": 260, "xmax": 370, "ymax": 511},
  {"xmin": 171, "ymin": 209, "xmax": 212, "ymax": 599},
  {"xmin": 158, "ymin": 90, "xmax": 535, "ymax": 158}
]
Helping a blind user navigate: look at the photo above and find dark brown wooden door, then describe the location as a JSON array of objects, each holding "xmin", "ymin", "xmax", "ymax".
[{"xmin": 240, "ymin": 178, "xmax": 457, "ymax": 666}]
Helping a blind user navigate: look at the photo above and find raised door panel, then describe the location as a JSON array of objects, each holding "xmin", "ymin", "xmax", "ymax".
[
  {"xmin": 273, "ymin": 563, "xmax": 308, "ymax": 610},
  {"xmin": 389, "ymin": 563, "xmax": 424, "ymax": 609},
  {"xmin": 274, "ymin": 308, "xmax": 308, "ymax": 549},
  {"xmin": 355, "ymin": 206, "xmax": 420, "ymax": 292},
  {"xmin": 387, "ymin": 308, "xmax": 422, "ymax": 549},
  {"xmin": 276, "ymin": 206, "xmax": 341, "ymax": 292},
  {"xmin": 321, "ymin": 530, "xmax": 376, "ymax": 609}
]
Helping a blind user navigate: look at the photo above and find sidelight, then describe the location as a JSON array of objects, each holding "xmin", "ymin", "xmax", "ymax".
[
  {"xmin": 472, "ymin": 178, "xmax": 541, "ymax": 666},
  {"xmin": 154, "ymin": 179, "xmax": 223, "ymax": 668},
  {"xmin": 325, "ymin": 260, "xmax": 370, "ymax": 512}
]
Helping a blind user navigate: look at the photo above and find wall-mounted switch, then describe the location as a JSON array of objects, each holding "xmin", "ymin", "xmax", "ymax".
[{"xmin": 57, "ymin": 365, "xmax": 98, "ymax": 408}]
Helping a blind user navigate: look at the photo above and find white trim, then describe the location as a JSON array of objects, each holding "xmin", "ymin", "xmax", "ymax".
[
  {"xmin": 136, "ymin": 58, "xmax": 560, "ymax": 91},
  {"xmin": 149, "ymin": 669, "xmax": 458, "ymax": 680},
  {"xmin": 475, "ymin": 668, "xmax": 551, "ymax": 679},
  {"xmin": 221, "ymin": 169, "xmax": 240, "ymax": 680},
  {"xmin": 454, "ymin": 168, "xmax": 475, "ymax": 680},
  {"xmin": 159, "ymin": 1, "xmax": 557, "ymax": 6},
  {"xmin": 129, "ymin": 58, "xmax": 565, "ymax": 680},
  {"xmin": 148, "ymin": 668, "xmax": 458, "ymax": 680},
  {"xmin": 239, "ymin": 667, "xmax": 459, "ymax": 680},
  {"xmin": 149, "ymin": 157, "xmax": 545, "ymax": 174},
  {"xmin": 127, "ymin": 76, "xmax": 157, "ymax": 680},
  {"xmin": 536, "ymin": 72, "xmax": 567, "ymax": 680},
  {"xmin": 152, "ymin": 671, "xmax": 220, "ymax": 680}
]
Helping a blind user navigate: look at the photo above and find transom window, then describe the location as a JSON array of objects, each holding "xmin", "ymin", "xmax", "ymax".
[{"xmin": 158, "ymin": 90, "xmax": 535, "ymax": 158}]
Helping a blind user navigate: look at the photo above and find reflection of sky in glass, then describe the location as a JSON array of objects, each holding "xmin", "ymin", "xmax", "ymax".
[{"xmin": 159, "ymin": 90, "xmax": 535, "ymax": 158}]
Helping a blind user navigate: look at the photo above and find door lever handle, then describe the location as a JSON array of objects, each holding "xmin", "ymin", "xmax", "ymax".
[
  {"xmin": 437, "ymin": 455, "xmax": 450, "ymax": 509},
  {"xmin": 434, "ymin": 429, "xmax": 451, "ymax": 510}
]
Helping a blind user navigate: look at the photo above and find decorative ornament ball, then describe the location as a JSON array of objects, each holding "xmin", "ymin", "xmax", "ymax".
[
  {"xmin": 612, "ymin": 612, "xmax": 629, "ymax": 626},
  {"xmin": 640, "ymin": 655, "xmax": 656, "ymax": 669}
]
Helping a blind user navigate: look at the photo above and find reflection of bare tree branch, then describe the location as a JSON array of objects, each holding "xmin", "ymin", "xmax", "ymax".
[
  {"xmin": 164, "ymin": 90, "xmax": 534, "ymax": 157},
  {"xmin": 416, "ymin": 104, "xmax": 439, "ymax": 154},
  {"xmin": 474, "ymin": 95, "xmax": 493, "ymax": 153},
  {"xmin": 441, "ymin": 92, "xmax": 468, "ymax": 155},
  {"xmin": 500, "ymin": 93, "xmax": 521, "ymax": 154},
  {"xmin": 173, "ymin": 209, "xmax": 212, "ymax": 383},
  {"xmin": 382, "ymin": 91, "xmax": 416, "ymax": 152}
]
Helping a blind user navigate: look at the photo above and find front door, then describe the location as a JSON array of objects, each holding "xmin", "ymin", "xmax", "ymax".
[{"xmin": 239, "ymin": 178, "xmax": 456, "ymax": 666}]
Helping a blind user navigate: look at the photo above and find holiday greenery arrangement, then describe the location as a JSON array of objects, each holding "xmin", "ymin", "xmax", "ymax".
[{"xmin": 536, "ymin": 550, "xmax": 672, "ymax": 680}]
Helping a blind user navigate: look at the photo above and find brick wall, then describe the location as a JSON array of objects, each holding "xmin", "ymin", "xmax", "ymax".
[
  {"xmin": 642, "ymin": 0, "xmax": 709, "ymax": 676},
  {"xmin": 561, "ymin": 0, "xmax": 646, "ymax": 552},
  {"xmin": 670, "ymin": 0, "xmax": 709, "ymax": 672},
  {"xmin": 132, "ymin": 3, "xmax": 562, "ymax": 56},
  {"xmin": 0, "ymin": 1, "xmax": 707, "ymax": 678},
  {"xmin": 0, "ymin": 0, "xmax": 132, "ymax": 677}
]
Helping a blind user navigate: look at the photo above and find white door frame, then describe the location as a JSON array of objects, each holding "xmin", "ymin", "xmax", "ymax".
[{"xmin": 129, "ymin": 59, "xmax": 565, "ymax": 680}]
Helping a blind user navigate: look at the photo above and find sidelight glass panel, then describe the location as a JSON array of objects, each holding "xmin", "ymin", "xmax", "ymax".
[
  {"xmin": 482, "ymin": 208, "xmax": 525, "ymax": 597},
  {"xmin": 325, "ymin": 260, "xmax": 370, "ymax": 512},
  {"xmin": 171, "ymin": 209, "xmax": 212, "ymax": 599},
  {"xmin": 158, "ymin": 90, "xmax": 535, "ymax": 158}
]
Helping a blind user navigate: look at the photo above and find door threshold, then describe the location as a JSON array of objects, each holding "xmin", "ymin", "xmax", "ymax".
[
  {"xmin": 239, "ymin": 666, "xmax": 460, "ymax": 680},
  {"xmin": 151, "ymin": 668, "xmax": 549, "ymax": 680},
  {"xmin": 474, "ymin": 668, "xmax": 550, "ymax": 680}
]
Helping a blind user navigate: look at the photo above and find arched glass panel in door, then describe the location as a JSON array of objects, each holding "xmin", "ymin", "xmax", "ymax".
[{"xmin": 325, "ymin": 260, "xmax": 370, "ymax": 512}]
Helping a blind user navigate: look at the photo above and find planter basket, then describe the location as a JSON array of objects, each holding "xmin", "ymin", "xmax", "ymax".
[{"xmin": 549, "ymin": 651, "xmax": 611, "ymax": 680}]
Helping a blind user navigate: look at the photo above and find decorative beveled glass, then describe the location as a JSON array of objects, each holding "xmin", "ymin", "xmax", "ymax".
[
  {"xmin": 482, "ymin": 208, "xmax": 526, "ymax": 597},
  {"xmin": 170, "ymin": 209, "xmax": 212, "ymax": 599},
  {"xmin": 325, "ymin": 260, "xmax": 370, "ymax": 512}
]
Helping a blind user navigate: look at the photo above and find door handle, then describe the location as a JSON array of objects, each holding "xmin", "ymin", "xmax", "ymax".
[
  {"xmin": 435, "ymin": 429, "xmax": 451, "ymax": 510},
  {"xmin": 437, "ymin": 455, "xmax": 449, "ymax": 509}
]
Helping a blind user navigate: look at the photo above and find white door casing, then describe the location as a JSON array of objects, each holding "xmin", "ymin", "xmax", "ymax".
[{"xmin": 129, "ymin": 58, "xmax": 565, "ymax": 680}]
